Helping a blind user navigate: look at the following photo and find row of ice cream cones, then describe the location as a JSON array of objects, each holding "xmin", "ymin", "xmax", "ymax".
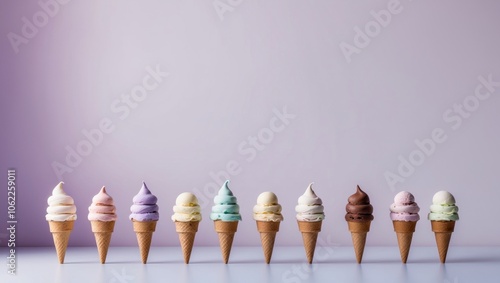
[
  {"xmin": 48, "ymin": 217, "xmax": 455, "ymax": 265},
  {"xmin": 46, "ymin": 182, "xmax": 458, "ymax": 264}
]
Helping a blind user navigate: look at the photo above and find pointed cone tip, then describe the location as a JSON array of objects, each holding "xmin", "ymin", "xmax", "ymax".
[
  {"xmin": 141, "ymin": 182, "xmax": 151, "ymax": 193},
  {"xmin": 307, "ymin": 182, "xmax": 314, "ymax": 191},
  {"xmin": 53, "ymin": 182, "xmax": 65, "ymax": 194}
]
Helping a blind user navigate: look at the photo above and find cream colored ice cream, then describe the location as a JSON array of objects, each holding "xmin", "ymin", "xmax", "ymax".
[
  {"xmin": 253, "ymin": 192, "xmax": 284, "ymax": 222},
  {"xmin": 295, "ymin": 183, "xmax": 325, "ymax": 222},
  {"xmin": 171, "ymin": 192, "xmax": 202, "ymax": 222},
  {"xmin": 46, "ymin": 182, "xmax": 77, "ymax": 221}
]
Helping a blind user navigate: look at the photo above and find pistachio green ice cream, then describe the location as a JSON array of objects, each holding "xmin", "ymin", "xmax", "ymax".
[{"xmin": 428, "ymin": 191, "xmax": 459, "ymax": 221}]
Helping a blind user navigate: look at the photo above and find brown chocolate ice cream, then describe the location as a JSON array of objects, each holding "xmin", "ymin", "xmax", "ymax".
[{"xmin": 345, "ymin": 185, "xmax": 374, "ymax": 222}]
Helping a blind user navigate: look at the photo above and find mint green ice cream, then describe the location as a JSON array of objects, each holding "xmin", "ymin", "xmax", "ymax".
[
  {"xmin": 210, "ymin": 180, "xmax": 242, "ymax": 222},
  {"xmin": 428, "ymin": 191, "xmax": 459, "ymax": 221}
]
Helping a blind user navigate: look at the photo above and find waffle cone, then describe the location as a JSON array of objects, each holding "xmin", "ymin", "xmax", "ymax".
[
  {"xmin": 132, "ymin": 220, "xmax": 157, "ymax": 263},
  {"xmin": 347, "ymin": 221, "xmax": 371, "ymax": 263},
  {"xmin": 297, "ymin": 221, "xmax": 322, "ymax": 264},
  {"xmin": 431, "ymin": 221, "xmax": 455, "ymax": 263},
  {"xmin": 175, "ymin": 221, "xmax": 199, "ymax": 264},
  {"xmin": 90, "ymin": 221, "xmax": 115, "ymax": 264},
  {"xmin": 392, "ymin": 221, "xmax": 417, "ymax": 263},
  {"xmin": 214, "ymin": 220, "xmax": 239, "ymax": 264},
  {"xmin": 256, "ymin": 221, "xmax": 280, "ymax": 264},
  {"xmin": 48, "ymin": 221, "xmax": 74, "ymax": 264}
]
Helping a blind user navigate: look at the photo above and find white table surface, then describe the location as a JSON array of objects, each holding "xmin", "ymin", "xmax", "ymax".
[{"xmin": 1, "ymin": 246, "xmax": 498, "ymax": 283}]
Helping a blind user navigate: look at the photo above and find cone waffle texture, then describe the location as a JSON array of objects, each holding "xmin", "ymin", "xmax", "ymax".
[
  {"xmin": 297, "ymin": 221, "xmax": 322, "ymax": 264},
  {"xmin": 431, "ymin": 221, "xmax": 455, "ymax": 263},
  {"xmin": 48, "ymin": 221, "xmax": 74, "ymax": 264},
  {"xmin": 214, "ymin": 220, "xmax": 238, "ymax": 264},
  {"xmin": 91, "ymin": 221, "xmax": 115, "ymax": 264},
  {"xmin": 256, "ymin": 221, "xmax": 280, "ymax": 264},
  {"xmin": 392, "ymin": 221, "xmax": 417, "ymax": 263},
  {"xmin": 175, "ymin": 221, "xmax": 199, "ymax": 264},
  {"xmin": 132, "ymin": 220, "xmax": 157, "ymax": 263},
  {"xmin": 347, "ymin": 221, "xmax": 371, "ymax": 263}
]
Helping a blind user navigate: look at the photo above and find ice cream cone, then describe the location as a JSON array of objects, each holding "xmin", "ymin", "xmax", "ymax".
[
  {"xmin": 256, "ymin": 221, "xmax": 280, "ymax": 264},
  {"xmin": 90, "ymin": 220, "xmax": 115, "ymax": 263},
  {"xmin": 175, "ymin": 221, "xmax": 199, "ymax": 264},
  {"xmin": 48, "ymin": 221, "xmax": 74, "ymax": 264},
  {"xmin": 392, "ymin": 221, "xmax": 416, "ymax": 263},
  {"xmin": 297, "ymin": 221, "xmax": 322, "ymax": 264},
  {"xmin": 348, "ymin": 221, "xmax": 371, "ymax": 263},
  {"xmin": 214, "ymin": 220, "xmax": 238, "ymax": 264},
  {"xmin": 431, "ymin": 220, "xmax": 455, "ymax": 263},
  {"xmin": 132, "ymin": 220, "xmax": 157, "ymax": 263}
]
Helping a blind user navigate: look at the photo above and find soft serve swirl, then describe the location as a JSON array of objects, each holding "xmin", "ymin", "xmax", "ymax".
[
  {"xmin": 295, "ymin": 183, "xmax": 325, "ymax": 222},
  {"xmin": 46, "ymin": 182, "xmax": 77, "ymax": 221}
]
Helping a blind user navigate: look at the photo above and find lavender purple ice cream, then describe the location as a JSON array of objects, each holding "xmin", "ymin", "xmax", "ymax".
[{"xmin": 129, "ymin": 182, "xmax": 159, "ymax": 221}]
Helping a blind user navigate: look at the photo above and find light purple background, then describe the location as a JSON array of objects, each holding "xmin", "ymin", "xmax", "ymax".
[{"xmin": 1, "ymin": 0, "xmax": 499, "ymax": 248}]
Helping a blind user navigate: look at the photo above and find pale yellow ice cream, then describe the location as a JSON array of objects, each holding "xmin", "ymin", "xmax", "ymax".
[
  {"xmin": 253, "ymin": 192, "xmax": 283, "ymax": 222},
  {"xmin": 171, "ymin": 192, "xmax": 202, "ymax": 222}
]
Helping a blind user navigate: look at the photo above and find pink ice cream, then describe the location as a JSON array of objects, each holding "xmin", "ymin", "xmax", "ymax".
[
  {"xmin": 389, "ymin": 191, "xmax": 420, "ymax": 221},
  {"xmin": 88, "ymin": 186, "xmax": 117, "ymax": 222},
  {"xmin": 129, "ymin": 182, "xmax": 159, "ymax": 221}
]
